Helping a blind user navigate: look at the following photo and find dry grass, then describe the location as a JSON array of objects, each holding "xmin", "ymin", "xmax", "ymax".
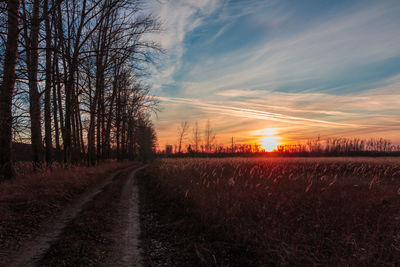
[
  {"xmin": 146, "ymin": 157, "xmax": 400, "ymax": 265},
  {"xmin": 0, "ymin": 160, "xmax": 133, "ymax": 251},
  {"xmin": 13, "ymin": 161, "xmax": 70, "ymax": 176}
]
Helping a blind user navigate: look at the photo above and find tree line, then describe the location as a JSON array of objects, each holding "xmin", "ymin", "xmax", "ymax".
[
  {"xmin": 166, "ymin": 119, "xmax": 216, "ymax": 154},
  {"xmin": 0, "ymin": 0, "xmax": 160, "ymax": 180},
  {"xmin": 162, "ymin": 123, "xmax": 400, "ymax": 156},
  {"xmin": 278, "ymin": 137, "xmax": 399, "ymax": 155}
]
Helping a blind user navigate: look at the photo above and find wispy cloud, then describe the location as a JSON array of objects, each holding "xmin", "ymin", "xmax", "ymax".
[
  {"xmin": 153, "ymin": 83, "xmax": 400, "ymax": 145},
  {"xmin": 145, "ymin": 0, "xmax": 400, "ymax": 146},
  {"xmin": 146, "ymin": 0, "xmax": 221, "ymax": 95},
  {"xmin": 180, "ymin": 2, "xmax": 400, "ymax": 96},
  {"xmin": 156, "ymin": 96, "xmax": 370, "ymax": 128}
]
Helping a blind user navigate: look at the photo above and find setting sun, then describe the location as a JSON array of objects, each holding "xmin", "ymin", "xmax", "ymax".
[
  {"xmin": 260, "ymin": 136, "xmax": 281, "ymax": 152},
  {"xmin": 256, "ymin": 128, "xmax": 281, "ymax": 152}
]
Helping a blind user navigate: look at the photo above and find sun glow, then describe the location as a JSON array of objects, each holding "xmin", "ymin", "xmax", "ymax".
[
  {"xmin": 257, "ymin": 128, "xmax": 282, "ymax": 152},
  {"xmin": 260, "ymin": 136, "xmax": 280, "ymax": 152}
]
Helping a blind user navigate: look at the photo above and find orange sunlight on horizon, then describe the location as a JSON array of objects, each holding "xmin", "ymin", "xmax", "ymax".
[{"xmin": 257, "ymin": 128, "xmax": 282, "ymax": 152}]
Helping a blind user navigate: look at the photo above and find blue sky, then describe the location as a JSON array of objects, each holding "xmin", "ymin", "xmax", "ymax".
[{"xmin": 145, "ymin": 0, "xmax": 400, "ymax": 148}]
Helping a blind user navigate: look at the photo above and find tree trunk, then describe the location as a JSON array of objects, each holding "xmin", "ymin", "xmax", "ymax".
[
  {"xmin": 27, "ymin": 0, "xmax": 44, "ymax": 167},
  {"xmin": 96, "ymin": 87, "xmax": 102, "ymax": 159},
  {"xmin": 104, "ymin": 76, "xmax": 117, "ymax": 158},
  {"xmin": 44, "ymin": 0, "xmax": 53, "ymax": 164},
  {"xmin": 52, "ymin": 53, "xmax": 61, "ymax": 159},
  {"xmin": 55, "ymin": 58, "xmax": 65, "ymax": 146},
  {"xmin": 52, "ymin": 10, "xmax": 61, "ymax": 160},
  {"xmin": 63, "ymin": 0, "xmax": 87, "ymax": 167},
  {"xmin": 115, "ymin": 86, "xmax": 121, "ymax": 161},
  {"xmin": 0, "ymin": 0, "xmax": 21, "ymax": 180},
  {"xmin": 64, "ymin": 60, "xmax": 77, "ymax": 166},
  {"xmin": 87, "ymin": 75, "xmax": 98, "ymax": 166},
  {"xmin": 121, "ymin": 116, "xmax": 126, "ymax": 160},
  {"xmin": 78, "ymin": 105, "xmax": 85, "ymax": 154}
]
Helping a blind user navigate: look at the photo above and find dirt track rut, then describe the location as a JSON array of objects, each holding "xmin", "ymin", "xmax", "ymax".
[{"xmin": 105, "ymin": 166, "xmax": 144, "ymax": 266}]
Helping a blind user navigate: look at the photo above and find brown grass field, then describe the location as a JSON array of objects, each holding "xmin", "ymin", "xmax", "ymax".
[{"xmin": 139, "ymin": 157, "xmax": 400, "ymax": 266}]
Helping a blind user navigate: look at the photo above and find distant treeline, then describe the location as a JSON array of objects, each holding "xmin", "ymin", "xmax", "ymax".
[
  {"xmin": 280, "ymin": 137, "xmax": 398, "ymax": 154},
  {"xmin": 159, "ymin": 137, "xmax": 400, "ymax": 157}
]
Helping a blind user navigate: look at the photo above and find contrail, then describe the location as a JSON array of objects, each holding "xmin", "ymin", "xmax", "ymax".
[{"xmin": 156, "ymin": 96, "xmax": 366, "ymax": 128}]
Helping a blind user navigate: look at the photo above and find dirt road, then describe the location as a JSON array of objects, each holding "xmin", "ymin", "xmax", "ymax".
[{"xmin": 3, "ymin": 165, "xmax": 144, "ymax": 267}]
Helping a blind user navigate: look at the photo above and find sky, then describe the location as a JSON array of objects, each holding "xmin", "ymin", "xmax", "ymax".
[{"xmin": 143, "ymin": 0, "xmax": 400, "ymax": 150}]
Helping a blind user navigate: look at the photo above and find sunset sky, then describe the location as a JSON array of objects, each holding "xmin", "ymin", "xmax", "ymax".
[{"xmin": 144, "ymin": 0, "xmax": 400, "ymax": 149}]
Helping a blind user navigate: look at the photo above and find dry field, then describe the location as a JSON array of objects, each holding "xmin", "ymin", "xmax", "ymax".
[{"xmin": 140, "ymin": 157, "xmax": 400, "ymax": 266}]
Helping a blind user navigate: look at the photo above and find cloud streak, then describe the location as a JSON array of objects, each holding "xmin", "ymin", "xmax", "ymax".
[{"xmin": 156, "ymin": 96, "xmax": 370, "ymax": 128}]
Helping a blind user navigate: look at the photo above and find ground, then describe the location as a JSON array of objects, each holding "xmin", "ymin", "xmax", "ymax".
[
  {"xmin": 0, "ymin": 164, "xmax": 144, "ymax": 266},
  {"xmin": 1, "ymin": 158, "xmax": 400, "ymax": 266}
]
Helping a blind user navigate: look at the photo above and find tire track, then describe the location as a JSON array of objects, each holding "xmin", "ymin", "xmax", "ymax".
[{"xmin": 105, "ymin": 166, "xmax": 145, "ymax": 266}]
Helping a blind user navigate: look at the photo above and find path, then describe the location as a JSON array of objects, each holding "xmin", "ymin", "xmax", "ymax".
[
  {"xmin": 3, "ymin": 165, "xmax": 144, "ymax": 267},
  {"xmin": 105, "ymin": 166, "xmax": 144, "ymax": 266}
]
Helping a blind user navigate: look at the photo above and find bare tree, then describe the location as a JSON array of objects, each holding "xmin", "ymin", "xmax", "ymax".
[
  {"xmin": 21, "ymin": 0, "xmax": 44, "ymax": 167},
  {"xmin": 0, "ymin": 0, "xmax": 21, "ymax": 180},
  {"xmin": 43, "ymin": 0, "xmax": 53, "ymax": 164},
  {"xmin": 59, "ymin": 0, "xmax": 116, "ymax": 166},
  {"xmin": 204, "ymin": 119, "xmax": 215, "ymax": 153},
  {"xmin": 1, "ymin": 0, "xmax": 161, "ymax": 173},
  {"xmin": 192, "ymin": 121, "xmax": 201, "ymax": 152},
  {"xmin": 177, "ymin": 121, "xmax": 189, "ymax": 153}
]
